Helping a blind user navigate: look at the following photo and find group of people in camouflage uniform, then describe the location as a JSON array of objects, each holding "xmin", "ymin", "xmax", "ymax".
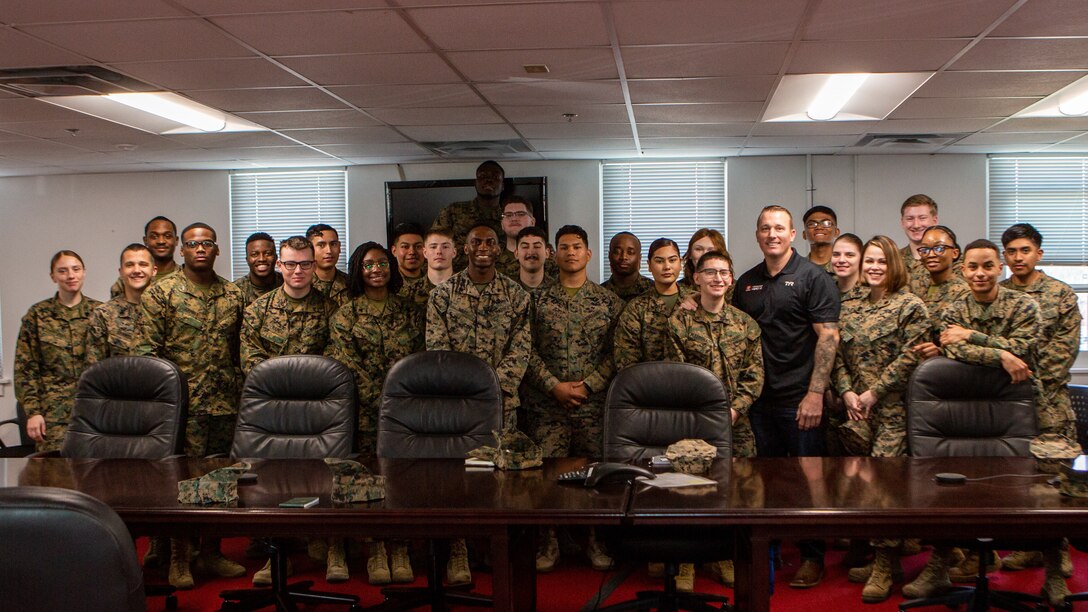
[{"xmin": 13, "ymin": 161, "xmax": 1082, "ymax": 605}]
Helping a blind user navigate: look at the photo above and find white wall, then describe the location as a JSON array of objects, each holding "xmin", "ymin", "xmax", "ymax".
[{"xmin": 1, "ymin": 153, "xmax": 1029, "ymax": 430}]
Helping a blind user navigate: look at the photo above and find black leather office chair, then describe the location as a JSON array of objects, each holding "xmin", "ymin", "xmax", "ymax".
[
  {"xmin": 62, "ymin": 355, "xmax": 188, "ymax": 459},
  {"xmin": 0, "ymin": 401, "xmax": 35, "ymax": 457},
  {"xmin": 0, "ymin": 486, "xmax": 146, "ymax": 611},
  {"xmin": 599, "ymin": 361, "xmax": 734, "ymax": 612},
  {"xmin": 901, "ymin": 357, "xmax": 1043, "ymax": 612},
  {"xmin": 372, "ymin": 350, "xmax": 502, "ymax": 611},
  {"xmin": 218, "ymin": 355, "xmax": 361, "ymax": 612},
  {"xmin": 1068, "ymin": 384, "xmax": 1088, "ymax": 452}
]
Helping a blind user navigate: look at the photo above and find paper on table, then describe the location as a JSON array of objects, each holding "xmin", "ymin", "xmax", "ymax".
[{"xmin": 637, "ymin": 472, "xmax": 717, "ymax": 489}]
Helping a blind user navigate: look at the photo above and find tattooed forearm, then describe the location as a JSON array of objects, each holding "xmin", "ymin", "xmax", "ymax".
[{"xmin": 808, "ymin": 322, "xmax": 839, "ymax": 394}]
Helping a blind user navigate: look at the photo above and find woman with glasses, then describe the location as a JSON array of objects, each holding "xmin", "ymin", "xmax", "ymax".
[
  {"xmin": 911, "ymin": 225, "xmax": 968, "ymax": 360},
  {"xmin": 831, "ymin": 236, "xmax": 929, "ymax": 603},
  {"xmin": 326, "ymin": 242, "xmax": 423, "ymax": 586},
  {"xmin": 15, "ymin": 250, "xmax": 101, "ymax": 452}
]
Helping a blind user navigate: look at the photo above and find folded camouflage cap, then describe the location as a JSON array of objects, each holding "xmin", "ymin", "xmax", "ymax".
[
  {"xmin": 666, "ymin": 439, "xmax": 715, "ymax": 475},
  {"xmin": 325, "ymin": 458, "xmax": 386, "ymax": 504},
  {"xmin": 467, "ymin": 429, "xmax": 543, "ymax": 470},
  {"xmin": 1031, "ymin": 433, "xmax": 1082, "ymax": 474},
  {"xmin": 177, "ymin": 461, "xmax": 252, "ymax": 505}
]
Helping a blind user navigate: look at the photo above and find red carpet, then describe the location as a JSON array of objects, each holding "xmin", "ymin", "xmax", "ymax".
[{"xmin": 142, "ymin": 538, "xmax": 1088, "ymax": 611}]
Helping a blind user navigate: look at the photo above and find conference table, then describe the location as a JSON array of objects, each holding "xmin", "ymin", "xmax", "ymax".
[{"xmin": 7, "ymin": 455, "xmax": 1088, "ymax": 612}]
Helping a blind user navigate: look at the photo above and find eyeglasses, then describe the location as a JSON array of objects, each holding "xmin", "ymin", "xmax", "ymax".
[
  {"xmin": 699, "ymin": 268, "xmax": 733, "ymax": 278},
  {"xmin": 917, "ymin": 245, "xmax": 952, "ymax": 256},
  {"xmin": 363, "ymin": 261, "xmax": 390, "ymax": 271},
  {"xmin": 502, "ymin": 211, "xmax": 529, "ymax": 219},
  {"xmin": 183, "ymin": 240, "xmax": 216, "ymax": 249},
  {"xmin": 805, "ymin": 219, "xmax": 836, "ymax": 229},
  {"xmin": 280, "ymin": 260, "xmax": 315, "ymax": 271}
]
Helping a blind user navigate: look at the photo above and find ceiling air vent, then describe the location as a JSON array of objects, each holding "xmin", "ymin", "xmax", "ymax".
[
  {"xmin": 421, "ymin": 139, "xmax": 532, "ymax": 157},
  {"xmin": 0, "ymin": 66, "xmax": 152, "ymax": 98},
  {"xmin": 854, "ymin": 133, "xmax": 968, "ymax": 150}
]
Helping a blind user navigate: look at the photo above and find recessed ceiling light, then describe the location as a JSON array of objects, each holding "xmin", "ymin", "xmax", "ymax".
[
  {"xmin": 1016, "ymin": 75, "xmax": 1088, "ymax": 118},
  {"xmin": 763, "ymin": 72, "xmax": 932, "ymax": 122},
  {"xmin": 807, "ymin": 74, "xmax": 869, "ymax": 121},
  {"xmin": 523, "ymin": 64, "xmax": 550, "ymax": 74},
  {"xmin": 40, "ymin": 92, "xmax": 265, "ymax": 134}
]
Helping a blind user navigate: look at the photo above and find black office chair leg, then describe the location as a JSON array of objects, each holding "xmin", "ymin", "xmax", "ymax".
[
  {"xmin": 368, "ymin": 540, "xmax": 492, "ymax": 612},
  {"xmin": 219, "ymin": 539, "xmax": 360, "ymax": 612}
]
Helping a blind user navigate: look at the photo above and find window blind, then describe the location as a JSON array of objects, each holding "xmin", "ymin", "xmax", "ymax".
[
  {"xmin": 229, "ymin": 170, "xmax": 348, "ymax": 279},
  {"xmin": 601, "ymin": 160, "xmax": 727, "ymax": 278},
  {"xmin": 988, "ymin": 157, "xmax": 1088, "ymax": 264}
]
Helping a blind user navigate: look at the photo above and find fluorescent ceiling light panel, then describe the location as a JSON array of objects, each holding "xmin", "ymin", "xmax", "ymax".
[
  {"xmin": 763, "ymin": 72, "xmax": 932, "ymax": 122},
  {"xmin": 40, "ymin": 92, "xmax": 265, "ymax": 134},
  {"xmin": 1015, "ymin": 74, "xmax": 1088, "ymax": 118}
]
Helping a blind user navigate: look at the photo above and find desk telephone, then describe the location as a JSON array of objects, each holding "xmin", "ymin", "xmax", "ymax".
[{"xmin": 558, "ymin": 462, "xmax": 656, "ymax": 487}]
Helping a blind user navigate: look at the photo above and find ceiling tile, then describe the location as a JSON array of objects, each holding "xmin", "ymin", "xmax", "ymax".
[
  {"xmin": 612, "ymin": 0, "xmax": 806, "ymax": 44},
  {"xmin": 54, "ymin": 162, "xmax": 162, "ymax": 174},
  {"xmin": 913, "ymin": 71, "xmax": 1087, "ymax": 98},
  {"xmin": 943, "ymin": 143, "xmax": 1049, "ymax": 153},
  {"xmin": 632, "ymin": 102, "xmax": 764, "ymax": 123},
  {"xmin": 278, "ymin": 53, "xmax": 461, "ymax": 86},
  {"xmin": 397, "ymin": 124, "xmax": 520, "ymax": 141},
  {"xmin": 952, "ymin": 39, "xmax": 1088, "ymax": 71},
  {"xmin": 887, "ymin": 97, "xmax": 1037, "ymax": 119},
  {"xmin": 788, "ymin": 40, "xmax": 965, "ymax": 73},
  {"xmin": 476, "ymin": 80, "xmax": 623, "ymax": 106},
  {"xmin": 740, "ymin": 147, "xmax": 844, "ymax": 155},
  {"xmin": 991, "ymin": 0, "xmax": 1088, "ymax": 36},
  {"xmin": 750, "ymin": 121, "xmax": 878, "ymax": 136},
  {"xmin": 529, "ymin": 138, "xmax": 635, "ymax": 151},
  {"xmin": 314, "ymin": 143, "xmax": 432, "ymax": 157},
  {"xmin": 236, "ymin": 110, "xmax": 380, "ymax": 129},
  {"xmin": 498, "ymin": 104, "xmax": 629, "ymax": 123},
  {"xmin": 329, "ymin": 84, "xmax": 482, "ymax": 108},
  {"xmin": 0, "ymin": 26, "xmax": 89, "ymax": 67},
  {"xmin": 804, "ymin": 0, "xmax": 1017, "ymax": 40},
  {"xmin": 874, "ymin": 117, "xmax": 1001, "ymax": 133},
  {"xmin": 958, "ymin": 131, "xmax": 1080, "ymax": 145},
  {"xmin": 19, "ymin": 19, "xmax": 254, "ymax": 62},
  {"xmin": 0, "ymin": 1, "xmax": 187, "ymax": 23},
  {"xmin": 746, "ymin": 135, "xmax": 860, "ymax": 147},
  {"xmin": 366, "ymin": 106, "xmax": 500, "ymax": 125},
  {"xmin": 627, "ymin": 76, "xmax": 776, "ymax": 104},
  {"xmin": 406, "ymin": 3, "xmax": 609, "ymax": 50},
  {"xmin": 0, "ymin": 98, "xmax": 99, "ymax": 123},
  {"xmin": 204, "ymin": 145, "xmax": 336, "ymax": 160},
  {"xmin": 182, "ymin": 87, "xmax": 349, "ymax": 112},
  {"xmin": 113, "ymin": 58, "xmax": 307, "ymax": 90},
  {"xmin": 1, "ymin": 140, "xmax": 109, "ymax": 162},
  {"xmin": 640, "ymin": 137, "xmax": 748, "ymax": 148},
  {"xmin": 449, "ymin": 48, "xmax": 618, "ymax": 81},
  {"xmin": 622, "ymin": 44, "xmax": 789, "ymax": 78},
  {"xmin": 1, "ymin": 120, "xmax": 173, "ymax": 144},
  {"xmin": 278, "ymin": 126, "xmax": 407, "ymax": 145},
  {"xmin": 539, "ymin": 149, "xmax": 642, "ymax": 160},
  {"xmin": 164, "ymin": 131, "xmax": 298, "ymax": 148},
  {"xmin": 994, "ymin": 117, "xmax": 1088, "ymax": 132},
  {"xmin": 211, "ymin": 10, "xmax": 428, "ymax": 55},
  {"xmin": 838, "ymin": 145, "xmax": 943, "ymax": 154},
  {"xmin": 173, "ymin": 1, "xmax": 390, "ymax": 15},
  {"xmin": 638, "ymin": 123, "xmax": 753, "ymax": 137},
  {"xmin": 516, "ymin": 123, "xmax": 632, "ymax": 138}
]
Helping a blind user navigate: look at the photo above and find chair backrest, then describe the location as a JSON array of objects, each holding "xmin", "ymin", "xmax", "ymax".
[
  {"xmin": 603, "ymin": 361, "xmax": 732, "ymax": 463},
  {"xmin": 62, "ymin": 356, "xmax": 188, "ymax": 459},
  {"xmin": 231, "ymin": 355, "xmax": 356, "ymax": 459},
  {"xmin": 0, "ymin": 486, "xmax": 145, "ymax": 611},
  {"xmin": 1069, "ymin": 384, "xmax": 1088, "ymax": 451},
  {"xmin": 0, "ymin": 401, "xmax": 35, "ymax": 457},
  {"xmin": 378, "ymin": 351, "xmax": 503, "ymax": 459},
  {"xmin": 907, "ymin": 357, "xmax": 1037, "ymax": 458}
]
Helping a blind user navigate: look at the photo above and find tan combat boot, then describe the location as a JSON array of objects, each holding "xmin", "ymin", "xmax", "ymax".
[
  {"xmin": 143, "ymin": 536, "xmax": 168, "ymax": 569},
  {"xmin": 902, "ymin": 549, "xmax": 953, "ymax": 599},
  {"xmin": 1042, "ymin": 546, "xmax": 1071, "ymax": 608},
  {"xmin": 586, "ymin": 528, "xmax": 614, "ymax": 571},
  {"xmin": 675, "ymin": 563, "xmax": 695, "ymax": 593},
  {"xmin": 1061, "ymin": 538, "xmax": 1075, "ymax": 578},
  {"xmin": 861, "ymin": 548, "xmax": 899, "ymax": 603},
  {"xmin": 367, "ymin": 540, "xmax": 391, "ymax": 585},
  {"xmin": 710, "ymin": 560, "xmax": 734, "ymax": 586},
  {"xmin": 326, "ymin": 539, "xmax": 349, "ymax": 583},
  {"xmin": 168, "ymin": 538, "xmax": 195, "ymax": 590},
  {"xmin": 1000, "ymin": 550, "xmax": 1043, "ymax": 571},
  {"xmin": 391, "ymin": 542, "xmax": 414, "ymax": 583},
  {"xmin": 252, "ymin": 557, "xmax": 293, "ymax": 586},
  {"xmin": 537, "ymin": 528, "xmax": 560, "ymax": 573},
  {"xmin": 447, "ymin": 538, "xmax": 472, "ymax": 585},
  {"xmin": 948, "ymin": 550, "xmax": 1000, "ymax": 582}
]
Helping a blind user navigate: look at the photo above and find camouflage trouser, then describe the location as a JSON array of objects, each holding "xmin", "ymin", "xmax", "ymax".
[
  {"xmin": 355, "ymin": 429, "xmax": 377, "ymax": 462},
  {"xmin": 1039, "ymin": 386, "xmax": 1079, "ymax": 443},
  {"xmin": 185, "ymin": 414, "xmax": 236, "ymax": 457},
  {"xmin": 524, "ymin": 397, "xmax": 603, "ymax": 460},
  {"xmin": 36, "ymin": 420, "xmax": 69, "ymax": 453},
  {"xmin": 733, "ymin": 414, "xmax": 756, "ymax": 458},
  {"xmin": 870, "ymin": 401, "xmax": 907, "ymax": 458}
]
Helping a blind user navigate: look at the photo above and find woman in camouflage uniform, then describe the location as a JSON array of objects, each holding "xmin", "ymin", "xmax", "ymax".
[
  {"xmin": 613, "ymin": 238, "xmax": 695, "ymax": 371},
  {"xmin": 826, "ymin": 234, "xmax": 870, "ymax": 457},
  {"xmin": 911, "ymin": 225, "xmax": 968, "ymax": 361},
  {"xmin": 15, "ymin": 250, "xmax": 101, "ymax": 452},
  {"xmin": 678, "ymin": 228, "xmax": 727, "ymax": 289},
  {"xmin": 833, "ymin": 236, "xmax": 930, "ymax": 603}
]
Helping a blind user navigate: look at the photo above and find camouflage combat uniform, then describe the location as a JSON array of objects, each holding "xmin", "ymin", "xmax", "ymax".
[
  {"xmin": 427, "ymin": 270, "xmax": 532, "ymax": 429},
  {"xmin": 85, "ymin": 297, "xmax": 141, "ymax": 365},
  {"xmin": 431, "ymin": 198, "xmax": 503, "ymax": 271},
  {"xmin": 135, "ymin": 271, "xmax": 244, "ymax": 457},
  {"xmin": 326, "ymin": 294, "xmax": 422, "ymax": 459},
  {"xmin": 826, "ymin": 284, "xmax": 868, "ymax": 456},
  {"xmin": 14, "ymin": 294, "xmax": 102, "ymax": 451},
  {"xmin": 312, "ymin": 269, "xmax": 351, "ymax": 310},
  {"xmin": 923, "ymin": 276, "xmax": 969, "ymax": 328},
  {"xmin": 240, "ymin": 287, "xmax": 336, "ymax": 376},
  {"xmin": 232, "ymin": 272, "xmax": 283, "ymax": 308},
  {"xmin": 901, "ymin": 245, "xmax": 963, "ymax": 298},
  {"xmin": 601, "ymin": 274, "xmax": 654, "ymax": 302},
  {"xmin": 613, "ymin": 285, "xmax": 695, "ymax": 371},
  {"xmin": 665, "ymin": 303, "xmax": 764, "ymax": 458},
  {"xmin": 109, "ymin": 265, "xmax": 176, "ymax": 299},
  {"xmin": 1002, "ymin": 272, "xmax": 1082, "ymax": 440},
  {"xmin": 523, "ymin": 281, "xmax": 624, "ymax": 459},
  {"xmin": 832, "ymin": 287, "xmax": 929, "ymax": 458},
  {"xmin": 397, "ymin": 274, "xmax": 434, "ymax": 333}
]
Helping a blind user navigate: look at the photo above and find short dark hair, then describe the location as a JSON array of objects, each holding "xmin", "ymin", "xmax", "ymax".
[
  {"xmin": 609, "ymin": 231, "xmax": 641, "ymax": 249},
  {"xmin": 502, "ymin": 195, "xmax": 532, "ymax": 211},
  {"xmin": 119, "ymin": 243, "xmax": 151, "ymax": 266},
  {"xmin": 305, "ymin": 224, "xmax": 336, "ymax": 240},
  {"xmin": 963, "ymin": 238, "xmax": 1001, "ymax": 259},
  {"xmin": 468, "ymin": 219, "xmax": 500, "ymax": 238},
  {"xmin": 696, "ymin": 250, "xmax": 732, "ymax": 272},
  {"xmin": 280, "ymin": 235, "xmax": 313, "ymax": 254},
  {"xmin": 181, "ymin": 222, "xmax": 216, "ymax": 242},
  {"xmin": 347, "ymin": 242, "xmax": 402, "ymax": 297},
  {"xmin": 246, "ymin": 232, "xmax": 275, "ymax": 246},
  {"xmin": 901, "ymin": 194, "xmax": 938, "ymax": 216},
  {"xmin": 477, "ymin": 160, "xmax": 504, "ymax": 175},
  {"xmin": 1001, "ymin": 223, "xmax": 1043, "ymax": 248},
  {"xmin": 803, "ymin": 205, "xmax": 837, "ymax": 225},
  {"xmin": 516, "ymin": 226, "xmax": 547, "ymax": 243},
  {"xmin": 144, "ymin": 216, "xmax": 177, "ymax": 236},
  {"xmin": 391, "ymin": 222, "xmax": 424, "ymax": 244},
  {"xmin": 555, "ymin": 224, "xmax": 589, "ymax": 247},
  {"xmin": 647, "ymin": 237, "xmax": 680, "ymax": 260}
]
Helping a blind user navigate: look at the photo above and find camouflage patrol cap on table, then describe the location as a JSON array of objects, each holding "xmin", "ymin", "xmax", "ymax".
[
  {"xmin": 325, "ymin": 458, "xmax": 386, "ymax": 503},
  {"xmin": 177, "ymin": 461, "xmax": 252, "ymax": 505},
  {"xmin": 467, "ymin": 429, "xmax": 543, "ymax": 471},
  {"xmin": 834, "ymin": 419, "xmax": 873, "ymax": 457},
  {"xmin": 1030, "ymin": 433, "xmax": 1082, "ymax": 474},
  {"xmin": 665, "ymin": 439, "xmax": 715, "ymax": 475}
]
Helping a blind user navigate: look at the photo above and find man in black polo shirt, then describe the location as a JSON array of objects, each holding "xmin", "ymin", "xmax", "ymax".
[{"xmin": 733, "ymin": 204, "xmax": 841, "ymax": 588}]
